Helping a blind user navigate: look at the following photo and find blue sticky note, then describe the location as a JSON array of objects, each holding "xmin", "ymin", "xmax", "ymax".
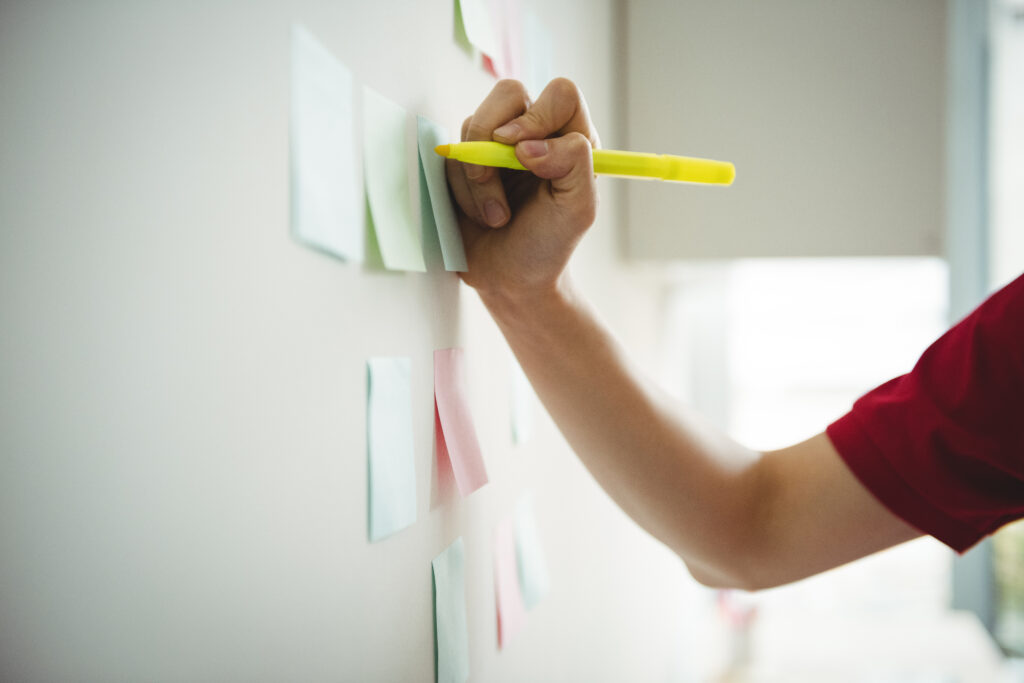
[
  {"xmin": 417, "ymin": 116, "xmax": 468, "ymax": 272},
  {"xmin": 289, "ymin": 25, "xmax": 362, "ymax": 261},
  {"xmin": 367, "ymin": 357, "xmax": 417, "ymax": 541},
  {"xmin": 432, "ymin": 537, "xmax": 470, "ymax": 683},
  {"xmin": 515, "ymin": 493, "xmax": 550, "ymax": 609}
]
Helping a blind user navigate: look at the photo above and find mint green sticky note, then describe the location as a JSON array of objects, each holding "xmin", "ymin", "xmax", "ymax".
[
  {"xmin": 363, "ymin": 87, "xmax": 426, "ymax": 272},
  {"xmin": 515, "ymin": 493, "xmax": 550, "ymax": 609},
  {"xmin": 417, "ymin": 116, "xmax": 467, "ymax": 272},
  {"xmin": 432, "ymin": 537, "xmax": 470, "ymax": 683},
  {"xmin": 289, "ymin": 25, "xmax": 361, "ymax": 261},
  {"xmin": 367, "ymin": 357, "xmax": 417, "ymax": 541}
]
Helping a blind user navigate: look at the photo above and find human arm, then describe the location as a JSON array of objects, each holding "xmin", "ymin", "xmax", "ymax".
[{"xmin": 448, "ymin": 78, "xmax": 921, "ymax": 590}]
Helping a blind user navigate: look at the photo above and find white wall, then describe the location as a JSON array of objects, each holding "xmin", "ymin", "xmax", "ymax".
[
  {"xmin": 0, "ymin": 1, "xmax": 697, "ymax": 681},
  {"xmin": 624, "ymin": 0, "xmax": 947, "ymax": 259}
]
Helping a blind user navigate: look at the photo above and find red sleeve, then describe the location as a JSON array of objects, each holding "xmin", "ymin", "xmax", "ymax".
[{"xmin": 826, "ymin": 273, "xmax": 1024, "ymax": 553}]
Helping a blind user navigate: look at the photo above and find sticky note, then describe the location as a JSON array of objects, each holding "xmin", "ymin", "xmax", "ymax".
[
  {"xmin": 367, "ymin": 357, "xmax": 417, "ymax": 541},
  {"xmin": 432, "ymin": 537, "xmax": 470, "ymax": 683},
  {"xmin": 417, "ymin": 116, "xmax": 468, "ymax": 272},
  {"xmin": 494, "ymin": 515, "xmax": 527, "ymax": 647},
  {"xmin": 363, "ymin": 87, "xmax": 426, "ymax": 272},
  {"xmin": 487, "ymin": 0, "xmax": 523, "ymax": 79},
  {"xmin": 456, "ymin": 0, "xmax": 499, "ymax": 58},
  {"xmin": 510, "ymin": 357, "xmax": 535, "ymax": 444},
  {"xmin": 514, "ymin": 493, "xmax": 550, "ymax": 609},
  {"xmin": 522, "ymin": 9, "xmax": 554, "ymax": 99},
  {"xmin": 289, "ymin": 25, "xmax": 362, "ymax": 261},
  {"xmin": 434, "ymin": 348, "xmax": 488, "ymax": 497}
]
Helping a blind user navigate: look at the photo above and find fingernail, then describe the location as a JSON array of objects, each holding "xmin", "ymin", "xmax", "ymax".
[
  {"xmin": 484, "ymin": 199, "xmax": 507, "ymax": 227},
  {"xmin": 494, "ymin": 122, "xmax": 521, "ymax": 141},
  {"xmin": 519, "ymin": 139, "xmax": 548, "ymax": 158},
  {"xmin": 465, "ymin": 163, "xmax": 484, "ymax": 180}
]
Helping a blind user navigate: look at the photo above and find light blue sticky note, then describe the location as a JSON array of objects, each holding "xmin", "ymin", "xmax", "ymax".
[
  {"xmin": 363, "ymin": 87, "xmax": 426, "ymax": 272},
  {"xmin": 289, "ymin": 25, "xmax": 362, "ymax": 261},
  {"xmin": 432, "ymin": 537, "xmax": 470, "ymax": 683},
  {"xmin": 417, "ymin": 116, "xmax": 468, "ymax": 272},
  {"xmin": 515, "ymin": 493, "xmax": 550, "ymax": 609},
  {"xmin": 510, "ymin": 357, "xmax": 535, "ymax": 444},
  {"xmin": 367, "ymin": 357, "xmax": 417, "ymax": 541}
]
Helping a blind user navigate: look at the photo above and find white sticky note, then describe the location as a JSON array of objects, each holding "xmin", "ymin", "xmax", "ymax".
[
  {"xmin": 367, "ymin": 357, "xmax": 417, "ymax": 541},
  {"xmin": 522, "ymin": 9, "xmax": 554, "ymax": 99},
  {"xmin": 290, "ymin": 25, "xmax": 362, "ymax": 261},
  {"xmin": 458, "ymin": 0, "xmax": 499, "ymax": 58},
  {"xmin": 515, "ymin": 493, "xmax": 550, "ymax": 609},
  {"xmin": 363, "ymin": 87, "xmax": 426, "ymax": 272},
  {"xmin": 510, "ymin": 357, "xmax": 535, "ymax": 445}
]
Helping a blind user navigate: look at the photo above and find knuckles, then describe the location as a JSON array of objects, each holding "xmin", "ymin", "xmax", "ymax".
[
  {"xmin": 546, "ymin": 77, "xmax": 580, "ymax": 105},
  {"xmin": 493, "ymin": 78, "xmax": 529, "ymax": 102},
  {"xmin": 561, "ymin": 131, "xmax": 593, "ymax": 159},
  {"xmin": 465, "ymin": 121, "xmax": 494, "ymax": 141}
]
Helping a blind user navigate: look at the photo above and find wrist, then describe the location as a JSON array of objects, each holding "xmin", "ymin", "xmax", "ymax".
[{"xmin": 477, "ymin": 273, "xmax": 578, "ymax": 331}]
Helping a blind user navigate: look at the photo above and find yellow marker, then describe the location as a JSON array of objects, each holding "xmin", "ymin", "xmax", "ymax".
[{"xmin": 435, "ymin": 141, "xmax": 735, "ymax": 185}]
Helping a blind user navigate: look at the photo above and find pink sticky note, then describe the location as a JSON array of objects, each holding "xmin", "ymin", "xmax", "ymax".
[
  {"xmin": 488, "ymin": 0, "xmax": 523, "ymax": 80},
  {"xmin": 433, "ymin": 404, "xmax": 457, "ymax": 503},
  {"xmin": 434, "ymin": 348, "xmax": 488, "ymax": 496},
  {"xmin": 494, "ymin": 515, "xmax": 527, "ymax": 648}
]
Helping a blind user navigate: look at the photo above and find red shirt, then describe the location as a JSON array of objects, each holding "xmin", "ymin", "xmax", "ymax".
[{"xmin": 827, "ymin": 273, "xmax": 1024, "ymax": 552}]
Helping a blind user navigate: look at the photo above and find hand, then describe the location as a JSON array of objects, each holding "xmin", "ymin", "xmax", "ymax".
[{"xmin": 446, "ymin": 78, "xmax": 601, "ymax": 301}]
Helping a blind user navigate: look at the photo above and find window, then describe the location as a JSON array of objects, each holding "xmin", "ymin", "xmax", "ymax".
[{"xmin": 662, "ymin": 258, "xmax": 953, "ymax": 663}]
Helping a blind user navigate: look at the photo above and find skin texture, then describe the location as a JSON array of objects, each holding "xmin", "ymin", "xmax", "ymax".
[{"xmin": 447, "ymin": 78, "xmax": 921, "ymax": 590}]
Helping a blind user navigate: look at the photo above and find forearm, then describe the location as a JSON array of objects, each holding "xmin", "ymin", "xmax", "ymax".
[
  {"xmin": 454, "ymin": 80, "xmax": 923, "ymax": 590},
  {"xmin": 480, "ymin": 275, "xmax": 767, "ymax": 588}
]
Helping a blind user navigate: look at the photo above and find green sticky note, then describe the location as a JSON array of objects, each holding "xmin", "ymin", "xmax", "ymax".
[
  {"xmin": 289, "ymin": 25, "xmax": 361, "ymax": 261},
  {"xmin": 417, "ymin": 116, "xmax": 467, "ymax": 272},
  {"xmin": 433, "ymin": 537, "xmax": 470, "ymax": 683},
  {"xmin": 363, "ymin": 87, "xmax": 426, "ymax": 272},
  {"xmin": 515, "ymin": 493, "xmax": 550, "ymax": 609},
  {"xmin": 367, "ymin": 357, "xmax": 417, "ymax": 541}
]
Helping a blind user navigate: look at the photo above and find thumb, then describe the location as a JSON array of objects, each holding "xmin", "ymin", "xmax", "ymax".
[{"xmin": 514, "ymin": 132, "xmax": 597, "ymax": 221}]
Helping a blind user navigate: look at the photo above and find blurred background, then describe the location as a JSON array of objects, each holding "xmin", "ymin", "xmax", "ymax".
[
  {"xmin": 648, "ymin": 0, "xmax": 1024, "ymax": 679},
  {"xmin": 1, "ymin": 1, "xmax": 1022, "ymax": 681}
]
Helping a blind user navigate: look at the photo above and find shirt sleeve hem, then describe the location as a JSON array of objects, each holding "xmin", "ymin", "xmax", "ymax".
[{"xmin": 826, "ymin": 413, "xmax": 983, "ymax": 554}]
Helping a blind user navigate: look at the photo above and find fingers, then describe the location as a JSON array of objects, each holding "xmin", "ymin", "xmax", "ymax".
[
  {"xmin": 492, "ymin": 78, "xmax": 600, "ymax": 149},
  {"xmin": 446, "ymin": 77, "xmax": 600, "ymax": 233},
  {"xmin": 446, "ymin": 156, "xmax": 482, "ymax": 226},
  {"xmin": 514, "ymin": 132, "xmax": 598, "ymax": 227},
  {"xmin": 459, "ymin": 79, "xmax": 531, "ymax": 228}
]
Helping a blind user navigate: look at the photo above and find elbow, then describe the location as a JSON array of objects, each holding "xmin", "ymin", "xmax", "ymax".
[
  {"xmin": 684, "ymin": 562, "xmax": 740, "ymax": 590},
  {"xmin": 683, "ymin": 557, "xmax": 771, "ymax": 592},
  {"xmin": 674, "ymin": 523, "xmax": 785, "ymax": 592},
  {"xmin": 678, "ymin": 459, "xmax": 788, "ymax": 592}
]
